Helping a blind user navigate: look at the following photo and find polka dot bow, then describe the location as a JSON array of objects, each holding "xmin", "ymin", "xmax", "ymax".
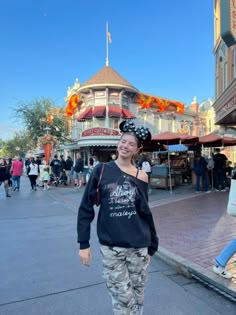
[{"xmin": 120, "ymin": 120, "xmax": 151, "ymax": 142}]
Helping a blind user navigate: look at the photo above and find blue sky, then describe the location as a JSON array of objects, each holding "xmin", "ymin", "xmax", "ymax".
[{"xmin": 0, "ymin": 0, "xmax": 214, "ymax": 140}]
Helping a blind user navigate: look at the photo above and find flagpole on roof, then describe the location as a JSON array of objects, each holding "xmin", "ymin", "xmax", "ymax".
[{"xmin": 106, "ymin": 21, "xmax": 109, "ymax": 66}]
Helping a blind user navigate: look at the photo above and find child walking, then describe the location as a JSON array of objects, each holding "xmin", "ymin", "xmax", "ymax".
[{"xmin": 41, "ymin": 167, "xmax": 50, "ymax": 190}]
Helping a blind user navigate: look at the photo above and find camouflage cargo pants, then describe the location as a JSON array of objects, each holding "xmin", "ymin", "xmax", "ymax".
[{"xmin": 100, "ymin": 245, "xmax": 149, "ymax": 315}]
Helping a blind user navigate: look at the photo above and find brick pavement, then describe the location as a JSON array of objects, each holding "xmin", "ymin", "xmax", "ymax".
[
  {"xmin": 149, "ymin": 188, "xmax": 236, "ymax": 299},
  {"xmin": 4, "ymin": 176, "xmax": 235, "ymax": 299}
]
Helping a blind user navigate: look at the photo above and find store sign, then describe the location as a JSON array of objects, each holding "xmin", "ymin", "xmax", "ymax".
[
  {"xmin": 81, "ymin": 127, "xmax": 120, "ymax": 137},
  {"xmin": 215, "ymin": 94, "xmax": 236, "ymax": 119},
  {"xmin": 221, "ymin": 0, "xmax": 236, "ymax": 47},
  {"xmin": 110, "ymin": 92, "xmax": 119, "ymax": 97},
  {"xmin": 177, "ymin": 128, "xmax": 189, "ymax": 135},
  {"xmin": 95, "ymin": 92, "xmax": 106, "ymax": 97}
]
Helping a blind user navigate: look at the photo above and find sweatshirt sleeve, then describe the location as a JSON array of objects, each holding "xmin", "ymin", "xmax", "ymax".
[
  {"xmin": 77, "ymin": 164, "xmax": 101, "ymax": 249},
  {"xmin": 135, "ymin": 183, "xmax": 158, "ymax": 256}
]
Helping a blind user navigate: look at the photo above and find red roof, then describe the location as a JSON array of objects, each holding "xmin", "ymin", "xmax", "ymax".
[
  {"xmin": 77, "ymin": 108, "xmax": 93, "ymax": 121},
  {"xmin": 93, "ymin": 106, "xmax": 106, "ymax": 118},
  {"xmin": 79, "ymin": 66, "xmax": 138, "ymax": 92}
]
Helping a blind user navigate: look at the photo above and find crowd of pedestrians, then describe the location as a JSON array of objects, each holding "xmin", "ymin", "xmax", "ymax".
[
  {"xmin": 193, "ymin": 148, "xmax": 236, "ymax": 193},
  {"xmin": 0, "ymin": 153, "xmax": 102, "ymax": 198}
]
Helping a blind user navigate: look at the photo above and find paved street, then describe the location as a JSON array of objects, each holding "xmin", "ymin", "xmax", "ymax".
[{"xmin": 0, "ymin": 176, "xmax": 236, "ymax": 315}]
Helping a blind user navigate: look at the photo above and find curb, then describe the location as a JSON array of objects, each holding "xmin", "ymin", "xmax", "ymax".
[{"xmin": 156, "ymin": 246, "xmax": 236, "ymax": 302}]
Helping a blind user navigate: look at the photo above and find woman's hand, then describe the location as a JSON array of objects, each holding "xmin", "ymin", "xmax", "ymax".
[
  {"xmin": 79, "ymin": 248, "xmax": 92, "ymax": 267},
  {"xmin": 146, "ymin": 255, "xmax": 151, "ymax": 265}
]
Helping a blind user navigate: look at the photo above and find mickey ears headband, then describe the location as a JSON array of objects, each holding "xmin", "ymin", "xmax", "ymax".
[{"xmin": 119, "ymin": 120, "xmax": 152, "ymax": 142}]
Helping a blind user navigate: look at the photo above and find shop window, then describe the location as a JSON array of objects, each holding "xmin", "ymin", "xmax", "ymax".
[
  {"xmin": 223, "ymin": 62, "xmax": 228, "ymax": 90},
  {"xmin": 234, "ymin": 48, "xmax": 236, "ymax": 79}
]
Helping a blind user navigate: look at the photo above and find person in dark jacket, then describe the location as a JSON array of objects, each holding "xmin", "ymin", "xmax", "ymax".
[
  {"xmin": 194, "ymin": 152, "xmax": 210, "ymax": 193},
  {"xmin": 65, "ymin": 156, "xmax": 74, "ymax": 185},
  {"xmin": 0, "ymin": 158, "xmax": 11, "ymax": 197},
  {"xmin": 213, "ymin": 148, "xmax": 227, "ymax": 191},
  {"xmin": 50, "ymin": 155, "xmax": 61, "ymax": 186},
  {"xmin": 77, "ymin": 121, "xmax": 158, "ymax": 314},
  {"xmin": 74, "ymin": 153, "xmax": 84, "ymax": 188},
  {"xmin": 60, "ymin": 155, "xmax": 66, "ymax": 171}
]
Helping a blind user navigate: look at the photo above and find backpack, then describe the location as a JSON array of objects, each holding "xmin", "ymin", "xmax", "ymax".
[{"xmin": 142, "ymin": 161, "xmax": 151, "ymax": 173}]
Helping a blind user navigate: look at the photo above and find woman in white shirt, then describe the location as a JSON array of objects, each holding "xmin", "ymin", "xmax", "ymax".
[{"xmin": 27, "ymin": 159, "xmax": 40, "ymax": 191}]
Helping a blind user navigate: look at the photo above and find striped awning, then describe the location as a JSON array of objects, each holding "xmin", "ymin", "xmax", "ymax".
[
  {"xmin": 121, "ymin": 108, "xmax": 136, "ymax": 119},
  {"xmin": 108, "ymin": 106, "xmax": 136, "ymax": 119},
  {"xmin": 108, "ymin": 106, "xmax": 121, "ymax": 118},
  {"xmin": 77, "ymin": 108, "xmax": 93, "ymax": 121},
  {"xmin": 93, "ymin": 106, "xmax": 106, "ymax": 118}
]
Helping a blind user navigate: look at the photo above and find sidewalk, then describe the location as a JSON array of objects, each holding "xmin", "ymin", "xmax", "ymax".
[
  {"xmin": 37, "ymin": 180, "xmax": 236, "ymax": 300},
  {"xmin": 148, "ymin": 186, "xmax": 236, "ymax": 301},
  {"xmin": 2, "ymin": 176, "xmax": 236, "ymax": 303}
]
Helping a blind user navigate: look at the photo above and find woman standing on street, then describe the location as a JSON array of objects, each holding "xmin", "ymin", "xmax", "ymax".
[
  {"xmin": 77, "ymin": 120, "xmax": 158, "ymax": 315},
  {"xmin": 0, "ymin": 158, "xmax": 11, "ymax": 197},
  {"xmin": 27, "ymin": 158, "xmax": 40, "ymax": 191}
]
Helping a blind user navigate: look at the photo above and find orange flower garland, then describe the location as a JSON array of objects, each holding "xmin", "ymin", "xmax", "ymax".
[
  {"xmin": 136, "ymin": 93, "xmax": 184, "ymax": 114},
  {"xmin": 65, "ymin": 94, "xmax": 81, "ymax": 117}
]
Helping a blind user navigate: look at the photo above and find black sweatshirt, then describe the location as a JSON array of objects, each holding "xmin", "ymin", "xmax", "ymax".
[{"xmin": 77, "ymin": 161, "xmax": 158, "ymax": 256}]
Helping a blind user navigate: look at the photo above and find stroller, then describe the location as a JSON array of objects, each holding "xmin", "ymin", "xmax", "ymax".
[
  {"xmin": 49, "ymin": 173, "xmax": 56, "ymax": 186},
  {"xmin": 59, "ymin": 171, "xmax": 68, "ymax": 186}
]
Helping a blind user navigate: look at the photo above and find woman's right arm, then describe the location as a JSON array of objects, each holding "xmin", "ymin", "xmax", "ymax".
[{"xmin": 77, "ymin": 164, "xmax": 101, "ymax": 251}]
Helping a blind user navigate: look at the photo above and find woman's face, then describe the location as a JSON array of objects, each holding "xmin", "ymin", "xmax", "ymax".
[
  {"xmin": 117, "ymin": 134, "xmax": 139, "ymax": 159},
  {"xmin": 0, "ymin": 158, "xmax": 4, "ymax": 165}
]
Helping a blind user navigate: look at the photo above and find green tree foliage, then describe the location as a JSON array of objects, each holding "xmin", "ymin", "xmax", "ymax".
[
  {"xmin": 0, "ymin": 139, "xmax": 8, "ymax": 157},
  {"xmin": 4, "ymin": 131, "xmax": 32, "ymax": 158},
  {"xmin": 11, "ymin": 97, "xmax": 69, "ymax": 147}
]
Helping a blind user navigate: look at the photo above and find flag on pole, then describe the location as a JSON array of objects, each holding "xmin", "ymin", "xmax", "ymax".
[{"xmin": 107, "ymin": 30, "xmax": 112, "ymax": 44}]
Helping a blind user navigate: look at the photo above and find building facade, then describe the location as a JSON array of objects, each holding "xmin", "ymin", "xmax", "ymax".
[
  {"xmin": 213, "ymin": 0, "xmax": 236, "ymax": 126},
  {"xmin": 63, "ymin": 64, "xmax": 193, "ymax": 164},
  {"xmin": 63, "ymin": 64, "xmax": 219, "ymax": 165}
]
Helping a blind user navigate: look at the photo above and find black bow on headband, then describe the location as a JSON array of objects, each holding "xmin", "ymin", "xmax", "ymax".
[{"xmin": 119, "ymin": 120, "xmax": 152, "ymax": 142}]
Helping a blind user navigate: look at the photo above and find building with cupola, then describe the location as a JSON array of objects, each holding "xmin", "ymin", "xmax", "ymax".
[
  {"xmin": 63, "ymin": 62, "xmax": 189, "ymax": 163},
  {"xmin": 62, "ymin": 62, "xmax": 219, "ymax": 164}
]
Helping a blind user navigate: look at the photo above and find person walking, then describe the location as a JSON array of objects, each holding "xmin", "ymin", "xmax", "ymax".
[
  {"xmin": 60, "ymin": 155, "xmax": 66, "ymax": 174},
  {"xmin": 65, "ymin": 156, "xmax": 73, "ymax": 185},
  {"xmin": 11, "ymin": 156, "xmax": 23, "ymax": 191},
  {"xmin": 139, "ymin": 155, "xmax": 152, "ymax": 193},
  {"xmin": 50, "ymin": 155, "xmax": 61, "ymax": 186},
  {"xmin": 27, "ymin": 158, "xmax": 40, "ymax": 191},
  {"xmin": 193, "ymin": 152, "xmax": 210, "ymax": 193},
  {"xmin": 0, "ymin": 158, "xmax": 11, "ymax": 197},
  {"xmin": 213, "ymin": 238, "xmax": 236, "ymax": 279},
  {"xmin": 41, "ymin": 167, "xmax": 50, "ymax": 190},
  {"xmin": 213, "ymin": 148, "xmax": 227, "ymax": 191},
  {"xmin": 7, "ymin": 158, "xmax": 13, "ymax": 189},
  {"xmin": 74, "ymin": 153, "xmax": 84, "ymax": 189},
  {"xmin": 77, "ymin": 120, "xmax": 158, "ymax": 315}
]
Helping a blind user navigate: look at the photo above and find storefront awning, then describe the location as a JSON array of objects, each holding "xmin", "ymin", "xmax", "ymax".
[
  {"xmin": 93, "ymin": 106, "xmax": 106, "ymax": 118},
  {"xmin": 77, "ymin": 108, "xmax": 93, "ymax": 121},
  {"xmin": 108, "ymin": 106, "xmax": 136, "ymax": 119},
  {"xmin": 108, "ymin": 106, "xmax": 121, "ymax": 118},
  {"xmin": 121, "ymin": 108, "xmax": 136, "ymax": 119}
]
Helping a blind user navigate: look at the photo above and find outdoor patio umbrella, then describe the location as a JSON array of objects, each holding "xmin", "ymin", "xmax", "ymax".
[
  {"xmin": 198, "ymin": 134, "xmax": 236, "ymax": 147},
  {"xmin": 198, "ymin": 133, "xmax": 236, "ymax": 190}
]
